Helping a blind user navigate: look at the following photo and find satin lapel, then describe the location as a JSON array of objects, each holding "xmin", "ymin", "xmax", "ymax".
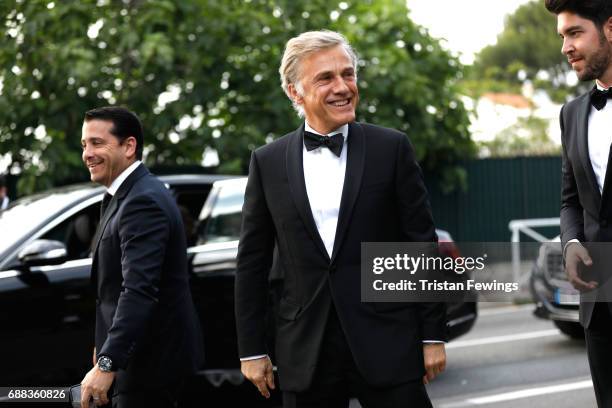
[
  {"xmin": 576, "ymin": 95, "xmax": 601, "ymax": 200},
  {"xmin": 286, "ymin": 125, "xmax": 330, "ymax": 262},
  {"xmin": 331, "ymin": 122, "xmax": 365, "ymax": 263}
]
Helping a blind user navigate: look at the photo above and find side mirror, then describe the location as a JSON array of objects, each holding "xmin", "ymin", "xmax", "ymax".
[{"xmin": 18, "ymin": 239, "xmax": 68, "ymax": 267}]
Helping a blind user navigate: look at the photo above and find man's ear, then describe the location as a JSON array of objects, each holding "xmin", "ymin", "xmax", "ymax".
[
  {"xmin": 287, "ymin": 83, "xmax": 304, "ymax": 106},
  {"xmin": 123, "ymin": 136, "xmax": 137, "ymax": 159},
  {"xmin": 605, "ymin": 16, "xmax": 612, "ymax": 43}
]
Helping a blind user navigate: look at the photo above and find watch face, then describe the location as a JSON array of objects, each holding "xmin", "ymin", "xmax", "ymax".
[{"xmin": 98, "ymin": 356, "xmax": 112, "ymax": 372}]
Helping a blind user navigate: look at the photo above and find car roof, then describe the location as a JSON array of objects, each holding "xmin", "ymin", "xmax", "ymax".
[{"xmin": 156, "ymin": 173, "xmax": 240, "ymax": 185}]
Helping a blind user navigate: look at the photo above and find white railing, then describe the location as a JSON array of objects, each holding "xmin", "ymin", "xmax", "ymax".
[{"xmin": 508, "ymin": 218, "xmax": 560, "ymax": 284}]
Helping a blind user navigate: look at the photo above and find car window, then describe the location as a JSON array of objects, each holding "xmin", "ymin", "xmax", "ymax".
[
  {"xmin": 199, "ymin": 183, "xmax": 245, "ymax": 244},
  {"xmin": 40, "ymin": 203, "xmax": 101, "ymax": 261},
  {"xmin": 0, "ymin": 186, "xmax": 98, "ymax": 256},
  {"xmin": 171, "ymin": 186, "xmax": 212, "ymax": 247}
]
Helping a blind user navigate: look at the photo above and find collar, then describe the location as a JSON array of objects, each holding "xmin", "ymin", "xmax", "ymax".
[
  {"xmin": 305, "ymin": 122, "xmax": 349, "ymax": 140},
  {"xmin": 107, "ymin": 160, "xmax": 142, "ymax": 196},
  {"xmin": 596, "ymin": 79, "xmax": 611, "ymax": 91}
]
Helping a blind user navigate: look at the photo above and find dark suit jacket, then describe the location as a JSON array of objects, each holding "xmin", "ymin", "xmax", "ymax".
[
  {"xmin": 91, "ymin": 163, "xmax": 204, "ymax": 390},
  {"xmin": 559, "ymin": 92, "xmax": 612, "ymax": 327},
  {"xmin": 235, "ymin": 122, "xmax": 447, "ymax": 392}
]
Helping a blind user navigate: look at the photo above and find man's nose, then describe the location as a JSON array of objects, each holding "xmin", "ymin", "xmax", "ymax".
[
  {"xmin": 331, "ymin": 75, "xmax": 350, "ymax": 93},
  {"xmin": 561, "ymin": 38, "xmax": 573, "ymax": 55},
  {"xmin": 82, "ymin": 145, "xmax": 92, "ymax": 162}
]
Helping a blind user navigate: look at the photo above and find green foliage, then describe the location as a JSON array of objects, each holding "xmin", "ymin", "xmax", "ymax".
[
  {"xmin": 479, "ymin": 115, "xmax": 561, "ymax": 157},
  {"xmin": 467, "ymin": 0, "xmax": 588, "ymax": 102},
  {"xmin": 0, "ymin": 0, "xmax": 474, "ymax": 195}
]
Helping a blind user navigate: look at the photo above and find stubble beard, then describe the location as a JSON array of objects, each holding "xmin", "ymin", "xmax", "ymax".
[{"xmin": 578, "ymin": 31, "xmax": 612, "ymax": 82}]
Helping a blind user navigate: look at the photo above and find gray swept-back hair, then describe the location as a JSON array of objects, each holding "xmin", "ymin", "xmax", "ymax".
[{"xmin": 279, "ymin": 30, "xmax": 358, "ymax": 117}]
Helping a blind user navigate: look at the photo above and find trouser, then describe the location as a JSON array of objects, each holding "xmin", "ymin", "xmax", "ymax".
[{"xmin": 283, "ymin": 306, "xmax": 432, "ymax": 408}]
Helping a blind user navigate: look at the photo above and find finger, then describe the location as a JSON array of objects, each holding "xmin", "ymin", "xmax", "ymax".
[
  {"xmin": 575, "ymin": 248, "xmax": 592, "ymax": 265},
  {"xmin": 566, "ymin": 265, "xmax": 595, "ymax": 291},
  {"xmin": 81, "ymin": 389, "xmax": 90, "ymax": 408},
  {"xmin": 422, "ymin": 374, "xmax": 429, "ymax": 385},
  {"xmin": 99, "ymin": 390, "xmax": 109, "ymax": 406},
  {"xmin": 254, "ymin": 378, "xmax": 270, "ymax": 398},
  {"xmin": 265, "ymin": 369, "xmax": 275, "ymax": 390},
  {"xmin": 425, "ymin": 367, "xmax": 435, "ymax": 382},
  {"xmin": 258, "ymin": 384, "xmax": 270, "ymax": 398},
  {"xmin": 570, "ymin": 275, "xmax": 596, "ymax": 291},
  {"xmin": 431, "ymin": 366, "xmax": 439, "ymax": 379}
]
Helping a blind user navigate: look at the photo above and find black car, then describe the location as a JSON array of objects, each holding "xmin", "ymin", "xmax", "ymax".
[
  {"xmin": 0, "ymin": 174, "xmax": 476, "ymax": 396},
  {"xmin": 530, "ymin": 236, "xmax": 583, "ymax": 338}
]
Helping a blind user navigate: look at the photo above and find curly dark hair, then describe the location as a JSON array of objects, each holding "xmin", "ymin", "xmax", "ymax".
[{"xmin": 545, "ymin": 0, "xmax": 612, "ymax": 27}]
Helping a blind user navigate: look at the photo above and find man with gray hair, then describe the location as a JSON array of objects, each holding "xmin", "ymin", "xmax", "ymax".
[{"xmin": 235, "ymin": 30, "xmax": 447, "ymax": 407}]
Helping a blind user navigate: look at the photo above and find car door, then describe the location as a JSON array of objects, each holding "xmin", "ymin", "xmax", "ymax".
[
  {"xmin": 187, "ymin": 179, "xmax": 246, "ymax": 386},
  {"xmin": 0, "ymin": 195, "xmax": 101, "ymax": 385}
]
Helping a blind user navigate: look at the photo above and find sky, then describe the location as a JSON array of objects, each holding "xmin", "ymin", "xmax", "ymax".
[{"xmin": 407, "ymin": 0, "xmax": 533, "ymax": 65}]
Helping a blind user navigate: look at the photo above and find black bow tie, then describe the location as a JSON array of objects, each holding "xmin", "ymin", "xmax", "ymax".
[
  {"xmin": 590, "ymin": 87, "xmax": 612, "ymax": 111},
  {"xmin": 303, "ymin": 131, "xmax": 344, "ymax": 157}
]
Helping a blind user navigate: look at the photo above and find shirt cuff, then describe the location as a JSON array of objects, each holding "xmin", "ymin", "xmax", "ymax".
[
  {"xmin": 240, "ymin": 354, "xmax": 268, "ymax": 361},
  {"xmin": 422, "ymin": 340, "xmax": 446, "ymax": 344},
  {"xmin": 563, "ymin": 239, "xmax": 581, "ymax": 260}
]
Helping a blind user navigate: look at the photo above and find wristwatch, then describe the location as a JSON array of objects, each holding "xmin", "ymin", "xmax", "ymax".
[{"xmin": 97, "ymin": 355, "xmax": 113, "ymax": 372}]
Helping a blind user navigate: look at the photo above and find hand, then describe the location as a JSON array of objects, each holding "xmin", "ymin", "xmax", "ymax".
[
  {"xmin": 565, "ymin": 242, "xmax": 597, "ymax": 291},
  {"xmin": 80, "ymin": 364, "xmax": 115, "ymax": 407},
  {"xmin": 240, "ymin": 356, "xmax": 275, "ymax": 398},
  {"xmin": 422, "ymin": 343, "xmax": 446, "ymax": 384}
]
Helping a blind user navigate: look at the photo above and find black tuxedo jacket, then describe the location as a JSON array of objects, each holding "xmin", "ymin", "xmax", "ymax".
[
  {"xmin": 91, "ymin": 164, "xmax": 203, "ymax": 389},
  {"xmin": 560, "ymin": 93, "xmax": 612, "ymax": 327},
  {"xmin": 235, "ymin": 122, "xmax": 447, "ymax": 392}
]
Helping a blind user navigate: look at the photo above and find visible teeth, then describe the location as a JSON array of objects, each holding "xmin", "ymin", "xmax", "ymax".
[{"xmin": 332, "ymin": 100, "xmax": 349, "ymax": 107}]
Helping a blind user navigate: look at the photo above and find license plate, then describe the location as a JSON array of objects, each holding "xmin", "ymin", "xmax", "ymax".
[{"xmin": 554, "ymin": 288, "xmax": 579, "ymax": 305}]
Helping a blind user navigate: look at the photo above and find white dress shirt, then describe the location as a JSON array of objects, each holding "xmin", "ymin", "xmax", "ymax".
[
  {"xmin": 107, "ymin": 160, "xmax": 142, "ymax": 196},
  {"xmin": 303, "ymin": 122, "xmax": 349, "ymax": 257},
  {"xmin": 566, "ymin": 81, "xmax": 612, "ymax": 251},
  {"xmin": 588, "ymin": 81, "xmax": 612, "ymax": 194}
]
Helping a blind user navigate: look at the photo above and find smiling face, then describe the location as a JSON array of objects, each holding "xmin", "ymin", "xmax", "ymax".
[
  {"xmin": 81, "ymin": 119, "xmax": 136, "ymax": 187},
  {"xmin": 557, "ymin": 11, "xmax": 612, "ymax": 83},
  {"xmin": 288, "ymin": 45, "xmax": 359, "ymax": 134}
]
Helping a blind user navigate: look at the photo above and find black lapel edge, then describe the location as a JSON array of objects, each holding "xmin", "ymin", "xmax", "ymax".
[
  {"xmin": 286, "ymin": 124, "xmax": 330, "ymax": 261},
  {"xmin": 576, "ymin": 94, "xmax": 601, "ymax": 200},
  {"xmin": 331, "ymin": 122, "xmax": 365, "ymax": 263}
]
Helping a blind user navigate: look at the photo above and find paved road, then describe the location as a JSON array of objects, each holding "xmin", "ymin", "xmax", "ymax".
[
  {"xmin": 422, "ymin": 304, "xmax": 594, "ymax": 408},
  {"xmin": 227, "ymin": 304, "xmax": 596, "ymax": 407}
]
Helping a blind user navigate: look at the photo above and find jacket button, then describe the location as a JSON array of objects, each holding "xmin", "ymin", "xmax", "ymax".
[{"xmin": 329, "ymin": 265, "xmax": 337, "ymax": 273}]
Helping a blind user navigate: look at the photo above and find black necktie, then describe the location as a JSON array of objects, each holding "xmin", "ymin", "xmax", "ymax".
[
  {"xmin": 100, "ymin": 192, "xmax": 112, "ymax": 218},
  {"xmin": 303, "ymin": 131, "xmax": 344, "ymax": 157},
  {"xmin": 590, "ymin": 86, "xmax": 612, "ymax": 111}
]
